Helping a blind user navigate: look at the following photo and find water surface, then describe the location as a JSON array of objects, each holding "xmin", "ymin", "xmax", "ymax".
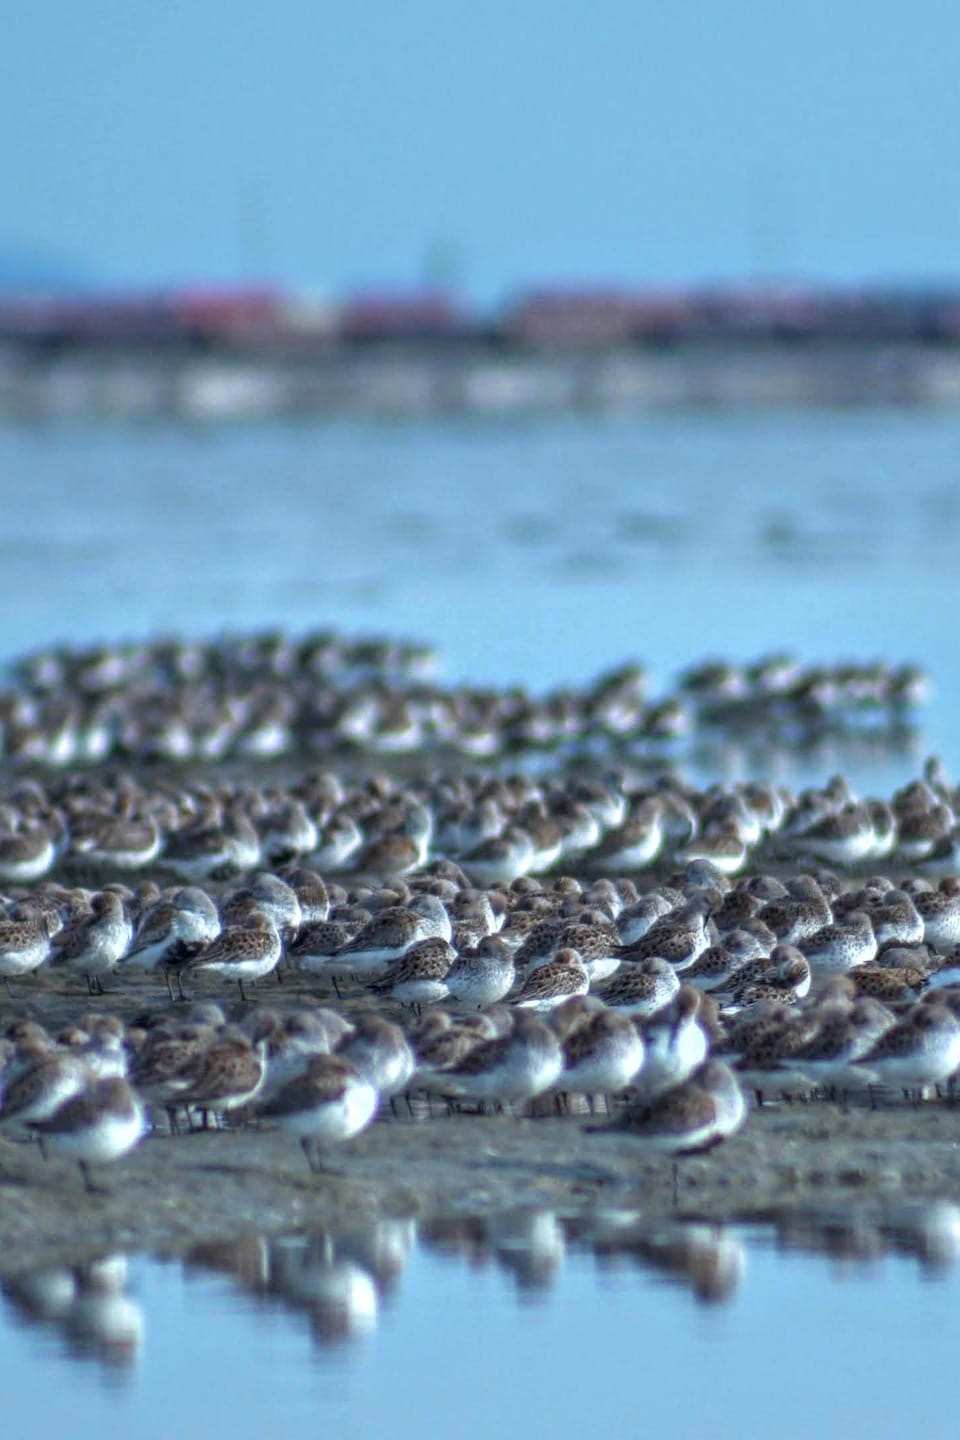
[
  {"xmin": 3, "ymin": 1207, "xmax": 959, "ymax": 1440},
  {"xmin": 2, "ymin": 410, "xmax": 958, "ymax": 789}
]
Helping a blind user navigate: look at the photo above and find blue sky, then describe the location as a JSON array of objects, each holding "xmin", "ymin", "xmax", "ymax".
[{"xmin": 3, "ymin": 2, "xmax": 959, "ymax": 299}]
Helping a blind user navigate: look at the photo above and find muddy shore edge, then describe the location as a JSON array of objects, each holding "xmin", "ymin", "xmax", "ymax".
[{"xmin": 3, "ymin": 1090, "xmax": 960, "ymax": 1276}]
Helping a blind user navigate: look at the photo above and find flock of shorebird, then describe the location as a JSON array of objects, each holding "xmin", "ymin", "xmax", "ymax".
[
  {"xmin": 0, "ymin": 629, "xmax": 953, "ymax": 1197},
  {"xmin": 0, "ymin": 630, "xmax": 927, "ymax": 769}
]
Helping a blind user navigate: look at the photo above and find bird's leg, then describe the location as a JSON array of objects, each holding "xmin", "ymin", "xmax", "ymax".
[{"xmin": 79, "ymin": 1161, "xmax": 106, "ymax": 1196}]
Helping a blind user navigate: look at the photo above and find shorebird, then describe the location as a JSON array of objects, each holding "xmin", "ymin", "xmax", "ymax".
[
  {"xmin": 50, "ymin": 892, "xmax": 132, "ymax": 994},
  {"xmin": 174, "ymin": 1036, "xmax": 269, "ymax": 1127},
  {"xmin": 366, "ymin": 936, "xmax": 455, "ymax": 1008},
  {"xmin": 444, "ymin": 937, "xmax": 516, "ymax": 1008},
  {"xmin": 588, "ymin": 1059, "xmax": 746, "ymax": 1191},
  {"xmin": 634, "ymin": 987, "xmax": 710, "ymax": 1099},
  {"xmin": 122, "ymin": 886, "xmax": 221, "ymax": 997},
  {"xmin": 592, "ymin": 957, "xmax": 680, "ymax": 1017},
  {"xmin": 438, "ymin": 1014, "xmax": 563, "ymax": 1109},
  {"xmin": 258, "ymin": 1055, "xmax": 378, "ymax": 1172},
  {"xmin": 512, "ymin": 948, "xmax": 590, "ymax": 1012},
  {"xmin": 28, "ymin": 1077, "xmax": 145, "ymax": 1194},
  {"xmin": 558, "ymin": 1008, "xmax": 645, "ymax": 1108},
  {"xmin": 185, "ymin": 911, "xmax": 282, "ymax": 1002}
]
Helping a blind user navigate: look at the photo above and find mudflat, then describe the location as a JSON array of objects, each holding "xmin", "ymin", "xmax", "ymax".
[{"xmin": 2, "ymin": 976, "xmax": 958, "ymax": 1275}]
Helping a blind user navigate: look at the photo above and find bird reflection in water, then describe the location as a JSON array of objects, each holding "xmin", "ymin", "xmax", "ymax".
[
  {"xmin": 183, "ymin": 1218, "xmax": 418, "ymax": 1346},
  {"xmin": 2, "ymin": 1253, "xmax": 142, "ymax": 1370},
  {"xmin": 4, "ymin": 1200, "xmax": 960, "ymax": 1379}
]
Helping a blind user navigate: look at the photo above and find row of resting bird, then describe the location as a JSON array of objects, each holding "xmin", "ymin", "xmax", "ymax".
[
  {"xmin": 0, "ymin": 629, "xmax": 927, "ymax": 767},
  {"xmin": 1, "ymin": 755, "xmax": 960, "ymax": 890},
  {"xmin": 5, "ymin": 839, "xmax": 960, "ymax": 1191}
]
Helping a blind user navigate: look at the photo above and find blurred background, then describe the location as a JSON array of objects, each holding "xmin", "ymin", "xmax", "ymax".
[{"xmin": 1, "ymin": 0, "xmax": 958, "ymax": 777}]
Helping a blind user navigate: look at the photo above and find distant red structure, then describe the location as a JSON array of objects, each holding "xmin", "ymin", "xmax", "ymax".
[
  {"xmin": 0, "ymin": 285, "xmax": 287, "ymax": 347},
  {"xmin": 167, "ymin": 286, "xmax": 285, "ymax": 342},
  {"xmin": 1, "ymin": 279, "xmax": 960, "ymax": 351},
  {"xmin": 696, "ymin": 286, "xmax": 826, "ymax": 339},
  {"xmin": 502, "ymin": 288, "xmax": 695, "ymax": 347},
  {"xmin": 336, "ymin": 290, "xmax": 468, "ymax": 342}
]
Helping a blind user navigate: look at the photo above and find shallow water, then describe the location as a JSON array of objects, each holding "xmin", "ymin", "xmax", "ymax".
[
  {"xmin": 3, "ymin": 1207, "xmax": 960, "ymax": 1440},
  {"xmin": 2, "ymin": 410, "xmax": 958, "ymax": 789}
]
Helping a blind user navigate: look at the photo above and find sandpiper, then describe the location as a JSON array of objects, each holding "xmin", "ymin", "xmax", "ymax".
[
  {"xmin": 592, "ymin": 957, "xmax": 680, "ymax": 1017},
  {"xmin": 676, "ymin": 825, "xmax": 749, "ymax": 877},
  {"xmin": 367, "ymin": 936, "xmax": 455, "ymax": 1007},
  {"xmin": 444, "ymin": 936, "xmax": 516, "ymax": 1008},
  {"xmin": 50, "ymin": 891, "xmax": 132, "ymax": 995},
  {"xmin": 723, "ymin": 951, "xmax": 812, "ymax": 1013},
  {"xmin": 28, "ymin": 1077, "xmax": 145, "ymax": 1193},
  {"xmin": 558, "ymin": 1008, "xmax": 644, "ymax": 1104},
  {"xmin": 584, "ymin": 798, "xmax": 665, "ymax": 873},
  {"xmin": 412, "ymin": 1016, "xmax": 489, "ymax": 1085},
  {"xmin": 287, "ymin": 916, "xmax": 364, "ymax": 978},
  {"xmin": 913, "ymin": 880, "xmax": 960, "ymax": 952},
  {"xmin": 0, "ymin": 1049, "xmax": 90, "ymax": 1134},
  {"xmin": 634, "ymin": 987, "xmax": 710, "ymax": 1099},
  {"xmin": 333, "ymin": 894, "xmax": 451, "ymax": 978},
  {"xmin": 439, "ymin": 1013, "xmax": 563, "ymax": 1107},
  {"xmin": 257, "ymin": 1012, "xmax": 339, "ymax": 1099},
  {"xmin": 556, "ymin": 920, "xmax": 622, "ymax": 983},
  {"xmin": 683, "ymin": 936, "xmax": 759, "ymax": 992},
  {"xmin": 616, "ymin": 892, "xmax": 674, "ymax": 946},
  {"xmin": 460, "ymin": 828, "xmax": 535, "ymax": 888},
  {"xmin": 801, "ymin": 910, "xmax": 877, "ymax": 973},
  {"xmin": 852, "ymin": 1003, "xmax": 960, "ymax": 1098},
  {"xmin": 790, "ymin": 997, "xmax": 896, "ymax": 1092},
  {"xmin": 0, "ymin": 910, "xmax": 59, "ymax": 988},
  {"xmin": 338, "ymin": 1015, "xmax": 415, "ymax": 1101},
  {"xmin": 781, "ymin": 802, "xmax": 877, "ymax": 867},
  {"xmin": 619, "ymin": 895, "xmax": 713, "ymax": 970},
  {"xmin": 258, "ymin": 1055, "xmax": 378, "ymax": 1172},
  {"xmin": 309, "ymin": 813, "xmax": 364, "ymax": 870},
  {"xmin": 174, "ymin": 1035, "xmax": 269, "ymax": 1125},
  {"xmin": 760, "ymin": 876, "xmax": 832, "ymax": 944},
  {"xmin": 75, "ymin": 814, "xmax": 162, "ymax": 871},
  {"xmin": 185, "ymin": 911, "xmax": 282, "ymax": 1001},
  {"xmin": 866, "ymin": 889, "xmax": 925, "ymax": 948},
  {"xmin": 711, "ymin": 887, "xmax": 764, "ymax": 936},
  {"xmin": 512, "ymin": 948, "xmax": 590, "ymax": 1011},
  {"xmin": 122, "ymin": 886, "xmax": 221, "ymax": 977},
  {"xmin": 282, "ymin": 868, "xmax": 330, "ymax": 925},
  {"xmin": 0, "ymin": 826, "xmax": 58, "ymax": 884},
  {"xmin": 129, "ymin": 1025, "xmax": 217, "ymax": 1117},
  {"xmin": 590, "ymin": 1060, "xmax": 746, "ymax": 1173}
]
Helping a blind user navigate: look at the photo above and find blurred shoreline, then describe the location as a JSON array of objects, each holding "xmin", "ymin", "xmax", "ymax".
[{"xmin": 4, "ymin": 340, "xmax": 960, "ymax": 422}]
